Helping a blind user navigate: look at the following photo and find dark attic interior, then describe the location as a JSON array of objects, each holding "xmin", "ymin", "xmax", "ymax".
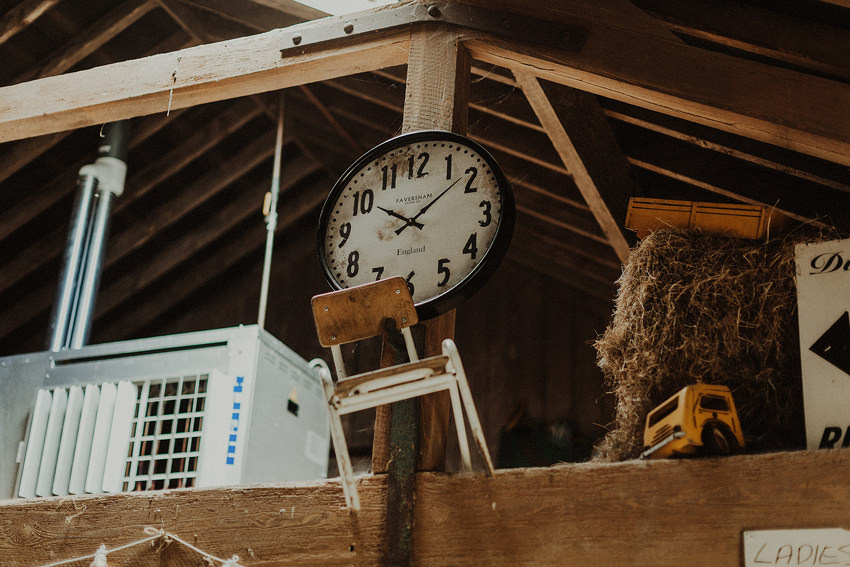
[{"xmin": 1, "ymin": 0, "xmax": 850, "ymax": 565}]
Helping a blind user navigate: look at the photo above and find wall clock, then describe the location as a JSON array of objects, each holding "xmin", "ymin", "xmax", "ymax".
[{"xmin": 317, "ymin": 130, "xmax": 515, "ymax": 320}]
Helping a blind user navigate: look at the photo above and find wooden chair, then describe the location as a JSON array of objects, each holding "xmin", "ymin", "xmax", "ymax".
[{"xmin": 311, "ymin": 276, "xmax": 494, "ymax": 511}]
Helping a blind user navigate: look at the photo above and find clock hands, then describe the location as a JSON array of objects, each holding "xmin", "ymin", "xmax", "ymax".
[
  {"xmin": 377, "ymin": 206, "xmax": 424, "ymax": 230},
  {"xmin": 395, "ymin": 176, "xmax": 463, "ymax": 235}
]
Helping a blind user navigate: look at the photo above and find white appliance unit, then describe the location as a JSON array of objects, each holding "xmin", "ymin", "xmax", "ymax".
[{"xmin": 4, "ymin": 326, "xmax": 329, "ymax": 499}]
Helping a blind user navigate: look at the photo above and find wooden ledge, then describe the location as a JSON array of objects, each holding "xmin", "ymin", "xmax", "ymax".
[{"xmin": 1, "ymin": 450, "xmax": 847, "ymax": 565}]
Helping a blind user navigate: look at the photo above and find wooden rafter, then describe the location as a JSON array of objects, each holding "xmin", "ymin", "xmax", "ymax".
[
  {"xmin": 0, "ymin": 31, "xmax": 191, "ymax": 188},
  {"xmin": 462, "ymin": 2, "xmax": 850, "ymax": 167},
  {"xmin": 13, "ymin": 0, "xmax": 158, "ymax": 84},
  {"xmin": 0, "ymin": 0, "xmax": 847, "ymax": 169},
  {"xmin": 514, "ymin": 72, "xmax": 631, "ymax": 262},
  {"xmin": 605, "ymin": 108, "xmax": 850, "ymax": 195},
  {"xmin": 632, "ymin": 0, "xmax": 850, "ymax": 82},
  {"xmin": 115, "ymin": 99, "xmax": 262, "ymax": 213},
  {"xmin": 96, "ymin": 156, "xmax": 323, "ymax": 321},
  {"xmin": 106, "ymin": 131, "xmax": 280, "ymax": 263},
  {"xmin": 171, "ymin": 0, "xmax": 306, "ymax": 32},
  {"xmin": 0, "ymin": 0, "xmax": 61, "ymax": 47},
  {"xmin": 0, "ymin": 109, "xmax": 184, "ymax": 247},
  {"xmin": 0, "ymin": 11, "xmax": 410, "ymax": 142}
]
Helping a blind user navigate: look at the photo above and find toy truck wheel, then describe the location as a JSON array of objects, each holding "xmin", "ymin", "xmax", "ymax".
[{"xmin": 702, "ymin": 422, "xmax": 738, "ymax": 455}]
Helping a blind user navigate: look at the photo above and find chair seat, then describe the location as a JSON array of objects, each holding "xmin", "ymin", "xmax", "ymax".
[{"xmin": 333, "ymin": 355, "xmax": 450, "ymax": 399}]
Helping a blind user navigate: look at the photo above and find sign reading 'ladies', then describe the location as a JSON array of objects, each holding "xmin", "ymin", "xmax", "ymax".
[
  {"xmin": 796, "ymin": 238, "xmax": 850, "ymax": 450},
  {"xmin": 744, "ymin": 529, "xmax": 850, "ymax": 567}
]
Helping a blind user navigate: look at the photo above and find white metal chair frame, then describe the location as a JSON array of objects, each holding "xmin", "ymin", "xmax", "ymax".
[{"xmin": 311, "ymin": 276, "xmax": 494, "ymax": 511}]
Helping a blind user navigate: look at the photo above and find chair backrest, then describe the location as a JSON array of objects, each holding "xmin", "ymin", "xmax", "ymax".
[
  {"xmin": 311, "ymin": 276, "xmax": 418, "ymax": 346},
  {"xmin": 311, "ymin": 277, "xmax": 419, "ymax": 380}
]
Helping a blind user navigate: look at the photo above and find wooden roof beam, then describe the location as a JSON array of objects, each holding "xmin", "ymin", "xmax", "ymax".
[
  {"xmin": 631, "ymin": 0, "xmax": 850, "ymax": 83},
  {"xmin": 0, "ymin": 0, "xmax": 60, "ymax": 47},
  {"xmin": 514, "ymin": 73, "xmax": 632, "ymax": 262},
  {"xmin": 605, "ymin": 108, "xmax": 850, "ymax": 195},
  {"xmin": 96, "ymin": 169, "xmax": 325, "ymax": 340},
  {"xmin": 106, "ymin": 131, "xmax": 285, "ymax": 264},
  {"xmin": 13, "ymin": 0, "xmax": 158, "ymax": 84},
  {"xmin": 0, "ymin": 148, "xmax": 322, "ymax": 343},
  {"xmin": 463, "ymin": 0, "xmax": 850, "ymax": 167},
  {"xmin": 0, "ymin": 108, "xmax": 184, "ymax": 249},
  {"xmin": 2, "ymin": 0, "xmax": 848, "ymax": 165},
  {"xmin": 170, "ymin": 0, "xmax": 309, "ymax": 33},
  {"xmin": 0, "ymin": 7, "xmax": 410, "ymax": 142}
]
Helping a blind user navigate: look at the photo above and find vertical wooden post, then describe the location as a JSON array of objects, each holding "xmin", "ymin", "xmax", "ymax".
[{"xmin": 371, "ymin": 25, "xmax": 470, "ymax": 474}]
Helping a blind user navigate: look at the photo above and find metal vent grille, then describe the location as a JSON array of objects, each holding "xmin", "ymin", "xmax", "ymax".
[
  {"xmin": 124, "ymin": 374, "xmax": 207, "ymax": 491},
  {"xmin": 18, "ymin": 374, "xmax": 208, "ymax": 498}
]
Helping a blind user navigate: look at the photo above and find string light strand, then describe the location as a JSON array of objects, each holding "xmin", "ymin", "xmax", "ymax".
[{"xmin": 36, "ymin": 527, "xmax": 243, "ymax": 567}]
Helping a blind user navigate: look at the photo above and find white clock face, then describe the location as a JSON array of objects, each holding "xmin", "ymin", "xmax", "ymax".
[{"xmin": 319, "ymin": 133, "xmax": 510, "ymax": 312}]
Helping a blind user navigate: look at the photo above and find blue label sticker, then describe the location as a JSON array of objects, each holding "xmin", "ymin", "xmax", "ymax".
[{"xmin": 226, "ymin": 376, "xmax": 245, "ymax": 465}]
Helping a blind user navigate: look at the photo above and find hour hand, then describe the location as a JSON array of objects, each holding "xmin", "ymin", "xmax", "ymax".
[{"xmin": 378, "ymin": 206, "xmax": 424, "ymax": 231}]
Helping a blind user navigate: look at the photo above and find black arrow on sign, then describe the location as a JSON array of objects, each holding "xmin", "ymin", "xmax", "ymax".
[{"xmin": 810, "ymin": 311, "xmax": 850, "ymax": 376}]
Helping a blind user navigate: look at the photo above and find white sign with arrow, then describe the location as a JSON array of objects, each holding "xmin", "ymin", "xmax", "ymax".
[{"xmin": 796, "ymin": 237, "xmax": 850, "ymax": 449}]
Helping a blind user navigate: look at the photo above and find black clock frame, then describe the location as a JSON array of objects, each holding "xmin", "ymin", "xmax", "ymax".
[{"xmin": 316, "ymin": 129, "xmax": 515, "ymax": 320}]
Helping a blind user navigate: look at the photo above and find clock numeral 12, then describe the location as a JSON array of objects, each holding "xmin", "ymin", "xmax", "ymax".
[{"xmin": 408, "ymin": 152, "xmax": 429, "ymax": 179}]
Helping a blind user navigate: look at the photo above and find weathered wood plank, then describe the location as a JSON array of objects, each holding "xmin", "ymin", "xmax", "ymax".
[
  {"xmin": 2, "ymin": 450, "xmax": 848, "ymax": 566},
  {"xmin": 0, "ymin": 478, "xmax": 388, "ymax": 566},
  {"xmin": 405, "ymin": 25, "xmax": 470, "ymax": 474},
  {"xmin": 372, "ymin": 25, "xmax": 471, "ymax": 476},
  {"xmin": 415, "ymin": 451, "xmax": 850, "ymax": 566},
  {"xmin": 0, "ymin": 18, "xmax": 410, "ymax": 142}
]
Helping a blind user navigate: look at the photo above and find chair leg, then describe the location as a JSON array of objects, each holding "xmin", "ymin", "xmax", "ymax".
[
  {"xmin": 443, "ymin": 340, "xmax": 495, "ymax": 476},
  {"xmin": 321, "ymin": 370, "xmax": 361, "ymax": 511},
  {"xmin": 448, "ymin": 381, "xmax": 472, "ymax": 471}
]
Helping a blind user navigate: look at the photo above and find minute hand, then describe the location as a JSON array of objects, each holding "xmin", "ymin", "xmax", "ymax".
[{"xmin": 395, "ymin": 177, "xmax": 462, "ymax": 235}]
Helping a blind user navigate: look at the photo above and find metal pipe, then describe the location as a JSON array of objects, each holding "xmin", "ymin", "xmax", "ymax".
[
  {"xmin": 46, "ymin": 121, "xmax": 129, "ymax": 350},
  {"xmin": 258, "ymin": 96, "xmax": 285, "ymax": 329},
  {"xmin": 68, "ymin": 189, "xmax": 114, "ymax": 349},
  {"xmin": 46, "ymin": 174, "xmax": 99, "ymax": 351}
]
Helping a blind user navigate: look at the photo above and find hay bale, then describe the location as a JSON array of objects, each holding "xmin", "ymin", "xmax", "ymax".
[{"xmin": 594, "ymin": 229, "xmax": 829, "ymax": 461}]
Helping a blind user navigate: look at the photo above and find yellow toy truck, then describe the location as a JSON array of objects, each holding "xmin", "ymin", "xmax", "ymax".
[{"xmin": 640, "ymin": 384, "xmax": 745, "ymax": 459}]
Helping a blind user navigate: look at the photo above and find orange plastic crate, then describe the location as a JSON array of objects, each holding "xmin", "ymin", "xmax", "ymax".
[{"xmin": 625, "ymin": 198, "xmax": 789, "ymax": 239}]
